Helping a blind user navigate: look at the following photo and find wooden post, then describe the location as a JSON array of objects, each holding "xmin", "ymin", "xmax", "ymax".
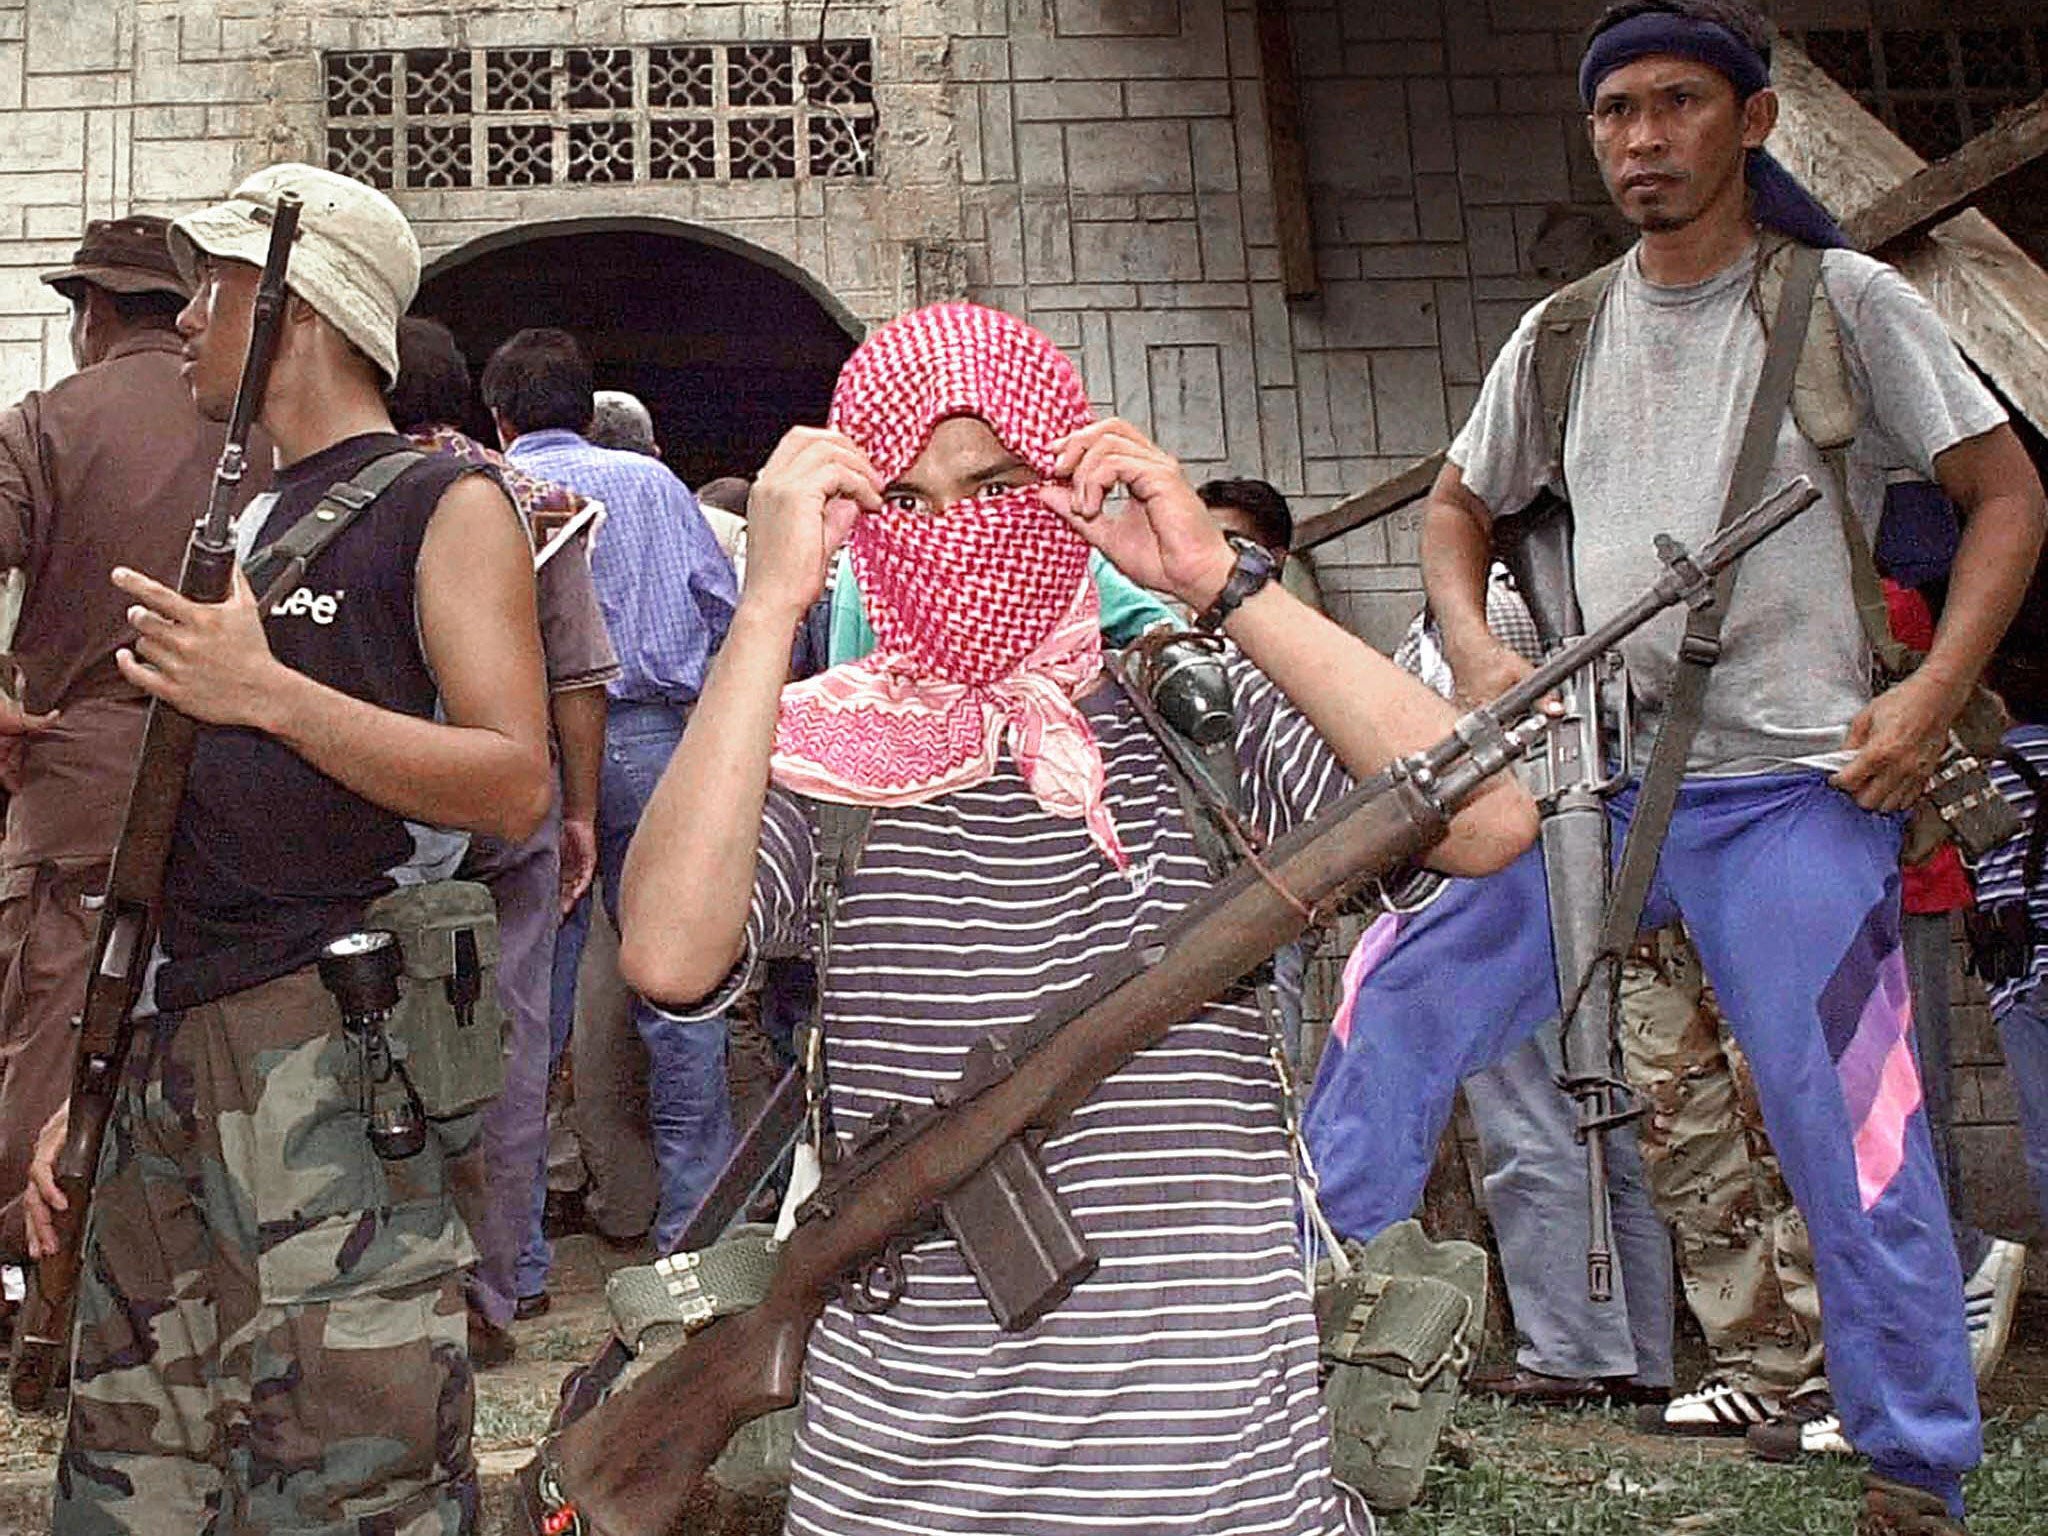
[
  {"xmin": 1844, "ymin": 92, "xmax": 2048, "ymax": 254},
  {"xmin": 1291, "ymin": 451, "xmax": 1446, "ymax": 553},
  {"xmin": 1255, "ymin": 0, "xmax": 1318, "ymax": 301}
]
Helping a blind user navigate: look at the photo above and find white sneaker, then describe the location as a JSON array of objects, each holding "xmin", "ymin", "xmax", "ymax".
[
  {"xmin": 1653, "ymin": 1377, "xmax": 1785, "ymax": 1436},
  {"xmin": 1964, "ymin": 1237, "xmax": 2027, "ymax": 1385}
]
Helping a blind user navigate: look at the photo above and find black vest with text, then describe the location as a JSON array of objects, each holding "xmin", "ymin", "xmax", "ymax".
[{"xmin": 156, "ymin": 432, "xmax": 474, "ymax": 1012}]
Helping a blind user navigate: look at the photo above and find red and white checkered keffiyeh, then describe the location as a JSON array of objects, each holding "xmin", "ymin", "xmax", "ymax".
[{"xmin": 771, "ymin": 302, "xmax": 1127, "ymax": 866}]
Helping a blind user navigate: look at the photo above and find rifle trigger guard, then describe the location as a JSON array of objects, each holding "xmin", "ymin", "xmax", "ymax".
[{"xmin": 844, "ymin": 1237, "xmax": 912, "ymax": 1315}]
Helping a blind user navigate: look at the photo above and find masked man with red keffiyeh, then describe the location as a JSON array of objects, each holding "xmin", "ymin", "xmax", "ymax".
[{"xmin": 617, "ymin": 303, "xmax": 1535, "ymax": 1535}]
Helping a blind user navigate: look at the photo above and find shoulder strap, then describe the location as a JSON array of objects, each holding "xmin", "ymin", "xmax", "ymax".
[
  {"xmin": 243, "ymin": 449, "xmax": 425, "ymax": 607},
  {"xmin": 1531, "ymin": 258, "xmax": 1625, "ymax": 485},
  {"xmin": 1765, "ymin": 242, "xmax": 1934, "ymax": 678},
  {"xmin": 811, "ymin": 799, "xmax": 876, "ymax": 903},
  {"xmin": 1754, "ymin": 243, "xmax": 1916, "ymax": 677},
  {"xmin": 1596, "ymin": 242, "xmax": 1827, "ymax": 967}
]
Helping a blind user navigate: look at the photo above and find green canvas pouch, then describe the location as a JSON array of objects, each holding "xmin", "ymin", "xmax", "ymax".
[
  {"xmin": 1315, "ymin": 1218, "xmax": 1487, "ymax": 1512},
  {"xmin": 361, "ymin": 879, "xmax": 505, "ymax": 1118}
]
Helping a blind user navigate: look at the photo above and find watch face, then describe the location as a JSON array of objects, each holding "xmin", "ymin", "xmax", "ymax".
[{"xmin": 1225, "ymin": 532, "xmax": 1279, "ymax": 576}]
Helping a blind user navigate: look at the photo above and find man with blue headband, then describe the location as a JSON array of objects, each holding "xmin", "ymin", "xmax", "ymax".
[{"xmin": 1308, "ymin": 4, "xmax": 2047, "ymax": 1534}]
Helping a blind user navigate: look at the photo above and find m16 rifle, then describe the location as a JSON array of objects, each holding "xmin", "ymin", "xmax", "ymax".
[
  {"xmin": 1494, "ymin": 491, "xmax": 1634, "ymax": 1302},
  {"xmin": 8, "ymin": 194, "xmax": 302, "ymax": 1411},
  {"xmin": 516, "ymin": 476, "xmax": 1821, "ymax": 1536}
]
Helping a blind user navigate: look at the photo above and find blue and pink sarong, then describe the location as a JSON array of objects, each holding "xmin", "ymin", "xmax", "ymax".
[{"xmin": 1303, "ymin": 772, "xmax": 1979, "ymax": 1510}]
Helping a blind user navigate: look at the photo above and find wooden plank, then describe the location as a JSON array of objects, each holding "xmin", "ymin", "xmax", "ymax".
[
  {"xmin": 1255, "ymin": 0, "xmax": 1318, "ymax": 301},
  {"xmin": 1292, "ymin": 451, "xmax": 1445, "ymax": 553},
  {"xmin": 1772, "ymin": 39, "xmax": 2048, "ymax": 434},
  {"xmin": 1845, "ymin": 91, "xmax": 2048, "ymax": 253}
]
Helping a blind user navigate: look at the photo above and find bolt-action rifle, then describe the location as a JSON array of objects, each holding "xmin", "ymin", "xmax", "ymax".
[
  {"xmin": 8, "ymin": 194, "xmax": 303, "ymax": 1412},
  {"xmin": 515, "ymin": 477, "xmax": 1821, "ymax": 1536},
  {"xmin": 1493, "ymin": 491, "xmax": 1634, "ymax": 1303}
]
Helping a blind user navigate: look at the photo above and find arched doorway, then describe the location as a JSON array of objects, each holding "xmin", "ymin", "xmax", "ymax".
[{"xmin": 415, "ymin": 219, "xmax": 860, "ymax": 488}]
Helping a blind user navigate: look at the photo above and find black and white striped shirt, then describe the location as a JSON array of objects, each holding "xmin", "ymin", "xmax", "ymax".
[
  {"xmin": 1975, "ymin": 724, "xmax": 2048, "ymax": 1012},
  {"xmin": 736, "ymin": 657, "xmax": 1371, "ymax": 1535}
]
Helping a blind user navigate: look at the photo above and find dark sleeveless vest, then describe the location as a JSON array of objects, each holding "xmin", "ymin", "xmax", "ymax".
[{"xmin": 156, "ymin": 432, "xmax": 475, "ymax": 1012}]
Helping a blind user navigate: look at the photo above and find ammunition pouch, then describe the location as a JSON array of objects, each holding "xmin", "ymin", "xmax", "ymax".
[
  {"xmin": 602, "ymin": 1225, "xmax": 799, "ymax": 1498},
  {"xmin": 1906, "ymin": 747, "xmax": 2023, "ymax": 864},
  {"xmin": 1315, "ymin": 1219, "xmax": 1487, "ymax": 1512},
  {"xmin": 361, "ymin": 880, "xmax": 504, "ymax": 1118}
]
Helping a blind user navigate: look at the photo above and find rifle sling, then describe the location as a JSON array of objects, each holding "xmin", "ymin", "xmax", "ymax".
[
  {"xmin": 1104, "ymin": 657, "xmax": 1295, "ymax": 1048},
  {"xmin": 1594, "ymin": 243, "xmax": 1825, "ymax": 973},
  {"xmin": 242, "ymin": 449, "xmax": 424, "ymax": 607}
]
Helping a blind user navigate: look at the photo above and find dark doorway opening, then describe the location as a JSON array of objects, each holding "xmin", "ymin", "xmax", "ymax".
[{"xmin": 415, "ymin": 221, "xmax": 859, "ymax": 489}]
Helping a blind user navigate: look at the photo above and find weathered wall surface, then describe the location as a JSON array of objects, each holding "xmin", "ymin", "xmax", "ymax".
[{"xmin": 0, "ymin": 0, "xmax": 1634, "ymax": 649}]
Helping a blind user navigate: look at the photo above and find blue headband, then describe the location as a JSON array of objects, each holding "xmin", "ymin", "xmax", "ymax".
[
  {"xmin": 1578, "ymin": 13, "xmax": 1769, "ymax": 108},
  {"xmin": 1578, "ymin": 11, "xmax": 1848, "ymax": 250}
]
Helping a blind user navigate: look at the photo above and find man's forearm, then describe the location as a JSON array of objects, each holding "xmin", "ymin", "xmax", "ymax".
[
  {"xmin": 259, "ymin": 667, "xmax": 550, "ymax": 840},
  {"xmin": 1218, "ymin": 581, "xmax": 1537, "ymax": 876},
  {"xmin": 1419, "ymin": 492, "xmax": 1496, "ymax": 659},
  {"xmin": 617, "ymin": 597, "xmax": 800, "ymax": 1005},
  {"xmin": 1922, "ymin": 490, "xmax": 2044, "ymax": 697},
  {"xmin": 551, "ymin": 683, "xmax": 607, "ymax": 824}
]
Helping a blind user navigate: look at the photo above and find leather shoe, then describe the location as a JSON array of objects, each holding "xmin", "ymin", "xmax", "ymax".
[
  {"xmin": 1470, "ymin": 1368, "xmax": 1668, "ymax": 1408},
  {"xmin": 467, "ymin": 1311, "xmax": 516, "ymax": 1370},
  {"xmin": 514, "ymin": 1290, "xmax": 552, "ymax": 1321}
]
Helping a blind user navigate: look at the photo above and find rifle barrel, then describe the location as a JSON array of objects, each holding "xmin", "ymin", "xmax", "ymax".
[{"xmin": 203, "ymin": 191, "xmax": 301, "ymax": 546}]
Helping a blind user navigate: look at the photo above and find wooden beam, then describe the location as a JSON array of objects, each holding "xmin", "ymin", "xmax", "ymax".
[
  {"xmin": 1292, "ymin": 451, "xmax": 1444, "ymax": 553},
  {"xmin": 1255, "ymin": 0, "xmax": 1318, "ymax": 301},
  {"xmin": 1771, "ymin": 39, "xmax": 2048, "ymax": 434},
  {"xmin": 1844, "ymin": 91, "xmax": 2048, "ymax": 253}
]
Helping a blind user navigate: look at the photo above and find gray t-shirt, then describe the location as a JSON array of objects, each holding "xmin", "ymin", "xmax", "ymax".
[{"xmin": 1450, "ymin": 242, "xmax": 2005, "ymax": 775}]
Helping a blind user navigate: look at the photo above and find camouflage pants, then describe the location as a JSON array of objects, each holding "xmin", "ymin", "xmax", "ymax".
[
  {"xmin": 54, "ymin": 967, "xmax": 481, "ymax": 1535},
  {"xmin": 1619, "ymin": 929, "xmax": 1825, "ymax": 1396}
]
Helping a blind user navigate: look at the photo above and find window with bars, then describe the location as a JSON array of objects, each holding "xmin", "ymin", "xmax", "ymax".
[
  {"xmin": 323, "ymin": 41, "xmax": 877, "ymax": 191},
  {"xmin": 1796, "ymin": 25, "xmax": 2047, "ymax": 161}
]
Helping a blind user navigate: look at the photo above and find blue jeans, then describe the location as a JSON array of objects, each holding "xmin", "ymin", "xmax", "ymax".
[
  {"xmin": 1995, "ymin": 980, "xmax": 2048, "ymax": 1236},
  {"xmin": 1464, "ymin": 1032, "xmax": 1674, "ymax": 1385},
  {"xmin": 546, "ymin": 700, "xmax": 734, "ymax": 1259}
]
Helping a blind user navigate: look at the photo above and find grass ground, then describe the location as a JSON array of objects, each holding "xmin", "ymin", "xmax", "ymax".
[
  {"xmin": 1390, "ymin": 1401, "xmax": 2047, "ymax": 1536},
  {"xmin": 4, "ymin": 1241, "xmax": 2042, "ymax": 1534}
]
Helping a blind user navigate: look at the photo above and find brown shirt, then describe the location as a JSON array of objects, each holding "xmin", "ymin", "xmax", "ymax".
[
  {"xmin": 0, "ymin": 332, "xmax": 258, "ymax": 867},
  {"xmin": 537, "ymin": 532, "xmax": 620, "ymax": 695}
]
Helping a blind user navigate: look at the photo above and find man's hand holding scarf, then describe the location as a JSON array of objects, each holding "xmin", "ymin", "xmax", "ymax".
[
  {"xmin": 1045, "ymin": 418, "xmax": 1236, "ymax": 614},
  {"xmin": 739, "ymin": 425, "xmax": 882, "ymax": 622}
]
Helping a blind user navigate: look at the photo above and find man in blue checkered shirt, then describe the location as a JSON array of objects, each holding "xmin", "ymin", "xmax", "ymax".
[{"xmin": 484, "ymin": 328, "xmax": 738, "ymax": 1275}]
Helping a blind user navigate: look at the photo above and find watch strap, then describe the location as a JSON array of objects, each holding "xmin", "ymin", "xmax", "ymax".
[{"xmin": 1195, "ymin": 535, "xmax": 1279, "ymax": 632}]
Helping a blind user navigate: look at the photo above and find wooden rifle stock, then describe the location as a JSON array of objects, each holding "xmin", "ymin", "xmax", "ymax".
[
  {"xmin": 8, "ymin": 194, "xmax": 302, "ymax": 1411},
  {"xmin": 517, "ymin": 477, "xmax": 1822, "ymax": 1536}
]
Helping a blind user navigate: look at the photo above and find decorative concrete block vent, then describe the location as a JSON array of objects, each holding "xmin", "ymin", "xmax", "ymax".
[{"xmin": 322, "ymin": 41, "xmax": 878, "ymax": 191}]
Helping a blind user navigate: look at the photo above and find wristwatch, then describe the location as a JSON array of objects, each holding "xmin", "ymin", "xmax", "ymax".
[{"xmin": 1194, "ymin": 533, "xmax": 1281, "ymax": 632}]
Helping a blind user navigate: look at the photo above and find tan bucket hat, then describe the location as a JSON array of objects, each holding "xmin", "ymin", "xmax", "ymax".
[
  {"xmin": 168, "ymin": 163, "xmax": 419, "ymax": 386},
  {"xmin": 40, "ymin": 216, "xmax": 190, "ymax": 302}
]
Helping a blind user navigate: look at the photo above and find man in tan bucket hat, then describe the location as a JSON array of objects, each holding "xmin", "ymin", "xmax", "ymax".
[
  {"xmin": 0, "ymin": 216, "xmax": 262, "ymax": 1310},
  {"xmin": 23, "ymin": 165, "xmax": 551, "ymax": 1535}
]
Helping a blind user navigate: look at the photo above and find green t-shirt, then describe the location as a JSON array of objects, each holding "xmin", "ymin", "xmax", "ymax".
[{"xmin": 828, "ymin": 551, "xmax": 1178, "ymax": 665}]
